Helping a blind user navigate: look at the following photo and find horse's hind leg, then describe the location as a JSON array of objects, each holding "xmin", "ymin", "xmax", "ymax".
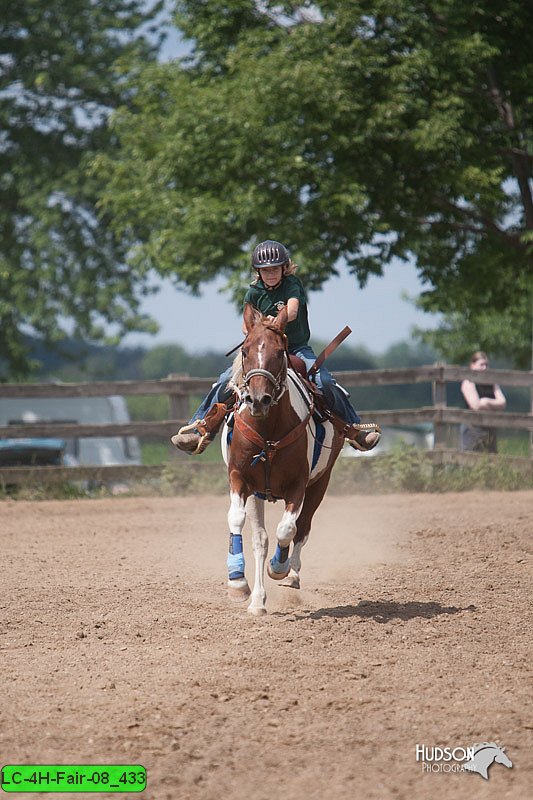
[
  {"xmin": 246, "ymin": 495, "xmax": 268, "ymax": 615},
  {"xmin": 227, "ymin": 491, "xmax": 251, "ymax": 602},
  {"xmin": 280, "ymin": 535, "xmax": 308, "ymax": 589},
  {"xmin": 281, "ymin": 471, "xmax": 332, "ymax": 589},
  {"xmin": 267, "ymin": 496, "xmax": 304, "ymax": 581}
]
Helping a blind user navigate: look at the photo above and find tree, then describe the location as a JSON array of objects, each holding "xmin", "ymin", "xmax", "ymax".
[
  {"xmin": 0, "ymin": 0, "xmax": 164, "ymax": 378},
  {"xmin": 94, "ymin": 0, "xmax": 532, "ymax": 367}
]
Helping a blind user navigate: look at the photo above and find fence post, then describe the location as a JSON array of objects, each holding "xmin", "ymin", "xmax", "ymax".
[
  {"xmin": 167, "ymin": 373, "xmax": 191, "ymax": 421},
  {"xmin": 167, "ymin": 373, "xmax": 191, "ymax": 458},
  {"xmin": 432, "ymin": 362, "xmax": 447, "ymax": 449}
]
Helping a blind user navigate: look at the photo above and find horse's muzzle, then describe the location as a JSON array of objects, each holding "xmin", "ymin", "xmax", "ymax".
[{"xmin": 245, "ymin": 393, "xmax": 272, "ymax": 417}]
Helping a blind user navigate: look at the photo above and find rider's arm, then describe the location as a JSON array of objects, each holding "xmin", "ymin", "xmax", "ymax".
[
  {"xmin": 265, "ymin": 298, "xmax": 299, "ymax": 324},
  {"xmin": 243, "ymin": 296, "xmax": 299, "ymax": 331},
  {"xmin": 286, "ymin": 297, "xmax": 299, "ymax": 322}
]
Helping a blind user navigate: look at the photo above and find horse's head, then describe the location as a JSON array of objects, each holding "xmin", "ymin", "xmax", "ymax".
[
  {"xmin": 464, "ymin": 743, "xmax": 513, "ymax": 779},
  {"xmin": 240, "ymin": 304, "xmax": 288, "ymax": 417},
  {"xmin": 494, "ymin": 747, "xmax": 512, "ymax": 769}
]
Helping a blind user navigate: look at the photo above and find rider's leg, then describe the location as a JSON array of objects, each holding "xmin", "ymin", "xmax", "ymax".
[
  {"xmin": 292, "ymin": 346, "xmax": 380, "ymax": 452},
  {"xmin": 171, "ymin": 366, "xmax": 234, "ymax": 454}
]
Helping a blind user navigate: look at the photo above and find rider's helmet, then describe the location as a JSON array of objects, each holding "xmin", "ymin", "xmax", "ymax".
[{"xmin": 251, "ymin": 240, "xmax": 290, "ymax": 269}]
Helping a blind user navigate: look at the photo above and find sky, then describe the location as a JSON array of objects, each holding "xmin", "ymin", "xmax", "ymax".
[{"xmin": 124, "ymin": 260, "xmax": 440, "ymax": 355}]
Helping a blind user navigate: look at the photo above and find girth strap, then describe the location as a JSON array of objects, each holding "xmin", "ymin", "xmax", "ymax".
[
  {"xmin": 233, "ymin": 405, "xmax": 313, "ymax": 502},
  {"xmin": 233, "ymin": 405, "xmax": 313, "ymax": 462}
]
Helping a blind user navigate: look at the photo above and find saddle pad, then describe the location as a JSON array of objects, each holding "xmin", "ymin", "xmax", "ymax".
[{"xmin": 312, "ymin": 420, "xmax": 326, "ymax": 470}]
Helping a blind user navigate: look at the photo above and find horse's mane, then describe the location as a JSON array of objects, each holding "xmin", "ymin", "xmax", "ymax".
[
  {"xmin": 229, "ymin": 349, "xmax": 243, "ymax": 390},
  {"xmin": 471, "ymin": 743, "xmax": 503, "ymax": 753}
]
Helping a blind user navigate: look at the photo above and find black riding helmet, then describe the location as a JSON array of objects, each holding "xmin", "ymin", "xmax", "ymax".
[{"xmin": 252, "ymin": 240, "xmax": 290, "ymax": 269}]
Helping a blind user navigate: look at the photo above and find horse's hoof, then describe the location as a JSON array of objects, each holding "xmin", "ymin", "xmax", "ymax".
[
  {"xmin": 267, "ymin": 560, "xmax": 290, "ymax": 581},
  {"xmin": 247, "ymin": 605, "xmax": 267, "ymax": 616},
  {"xmin": 227, "ymin": 578, "xmax": 251, "ymax": 603},
  {"xmin": 279, "ymin": 569, "xmax": 300, "ymax": 589}
]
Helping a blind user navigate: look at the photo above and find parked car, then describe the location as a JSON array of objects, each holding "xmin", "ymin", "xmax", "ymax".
[{"xmin": 0, "ymin": 438, "xmax": 66, "ymax": 467}]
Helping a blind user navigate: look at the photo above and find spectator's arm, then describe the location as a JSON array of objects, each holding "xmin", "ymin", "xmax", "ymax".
[
  {"xmin": 461, "ymin": 379, "xmax": 482, "ymax": 410},
  {"xmin": 479, "ymin": 385, "xmax": 506, "ymax": 410}
]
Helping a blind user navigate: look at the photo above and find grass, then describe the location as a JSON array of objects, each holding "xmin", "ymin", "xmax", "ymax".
[
  {"xmin": 329, "ymin": 443, "xmax": 532, "ymax": 493},
  {"xmin": 497, "ymin": 432, "xmax": 530, "ymax": 457}
]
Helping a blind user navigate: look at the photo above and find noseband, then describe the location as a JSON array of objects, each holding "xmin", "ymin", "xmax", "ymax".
[{"xmin": 241, "ymin": 331, "xmax": 288, "ymax": 404}]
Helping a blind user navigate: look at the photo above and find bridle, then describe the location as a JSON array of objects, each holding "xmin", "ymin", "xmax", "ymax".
[{"xmin": 241, "ymin": 330, "xmax": 289, "ymax": 405}]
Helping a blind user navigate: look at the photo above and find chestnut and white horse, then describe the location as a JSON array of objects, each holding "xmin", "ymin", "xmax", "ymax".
[{"xmin": 221, "ymin": 304, "xmax": 344, "ymax": 615}]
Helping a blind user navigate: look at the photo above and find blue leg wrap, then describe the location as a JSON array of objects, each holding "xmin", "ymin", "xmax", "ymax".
[
  {"xmin": 270, "ymin": 544, "xmax": 290, "ymax": 574},
  {"xmin": 227, "ymin": 533, "xmax": 245, "ymax": 580}
]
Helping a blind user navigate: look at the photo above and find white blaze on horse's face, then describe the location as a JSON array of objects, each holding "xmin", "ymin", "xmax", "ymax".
[{"xmin": 241, "ymin": 318, "xmax": 287, "ymax": 418}]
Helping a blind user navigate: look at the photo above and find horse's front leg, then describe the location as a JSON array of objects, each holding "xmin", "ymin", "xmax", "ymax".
[
  {"xmin": 267, "ymin": 497, "xmax": 304, "ymax": 581},
  {"xmin": 245, "ymin": 495, "xmax": 268, "ymax": 615},
  {"xmin": 227, "ymin": 490, "xmax": 251, "ymax": 602}
]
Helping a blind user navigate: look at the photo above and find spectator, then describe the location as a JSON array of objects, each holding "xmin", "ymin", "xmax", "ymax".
[{"xmin": 460, "ymin": 351, "xmax": 506, "ymax": 452}]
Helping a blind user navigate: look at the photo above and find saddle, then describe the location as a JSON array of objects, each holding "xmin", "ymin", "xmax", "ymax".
[
  {"xmin": 287, "ymin": 356, "xmax": 382, "ymax": 450},
  {"xmin": 192, "ymin": 359, "xmax": 381, "ymax": 451}
]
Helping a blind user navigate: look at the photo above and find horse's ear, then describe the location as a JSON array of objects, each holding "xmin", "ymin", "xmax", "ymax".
[
  {"xmin": 243, "ymin": 303, "xmax": 260, "ymax": 332},
  {"xmin": 274, "ymin": 305, "xmax": 288, "ymax": 331}
]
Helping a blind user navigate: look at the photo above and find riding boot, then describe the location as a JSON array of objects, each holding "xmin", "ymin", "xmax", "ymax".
[
  {"xmin": 344, "ymin": 423, "xmax": 382, "ymax": 452},
  {"xmin": 171, "ymin": 398, "xmax": 235, "ymax": 455}
]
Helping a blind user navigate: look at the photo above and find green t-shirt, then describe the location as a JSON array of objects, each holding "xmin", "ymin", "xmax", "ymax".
[{"xmin": 243, "ymin": 274, "xmax": 311, "ymax": 351}]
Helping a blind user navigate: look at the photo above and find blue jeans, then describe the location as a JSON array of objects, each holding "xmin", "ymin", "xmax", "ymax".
[
  {"xmin": 190, "ymin": 366, "xmax": 234, "ymax": 423},
  {"xmin": 189, "ymin": 346, "xmax": 360, "ymax": 425}
]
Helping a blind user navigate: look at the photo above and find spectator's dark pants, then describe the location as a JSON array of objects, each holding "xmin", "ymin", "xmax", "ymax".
[{"xmin": 460, "ymin": 424, "xmax": 497, "ymax": 453}]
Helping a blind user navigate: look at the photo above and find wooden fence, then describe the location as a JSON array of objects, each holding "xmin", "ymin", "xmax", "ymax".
[{"xmin": 0, "ymin": 364, "xmax": 531, "ymax": 485}]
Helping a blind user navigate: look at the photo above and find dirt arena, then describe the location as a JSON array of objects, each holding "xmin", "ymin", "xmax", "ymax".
[{"xmin": 1, "ymin": 491, "xmax": 532, "ymax": 799}]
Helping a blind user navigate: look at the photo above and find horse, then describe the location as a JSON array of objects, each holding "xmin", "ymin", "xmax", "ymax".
[
  {"xmin": 463, "ymin": 743, "xmax": 513, "ymax": 779},
  {"xmin": 220, "ymin": 304, "xmax": 344, "ymax": 615}
]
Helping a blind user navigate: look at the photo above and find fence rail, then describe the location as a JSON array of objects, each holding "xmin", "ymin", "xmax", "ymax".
[
  {"xmin": 2, "ymin": 365, "xmax": 532, "ymax": 397},
  {"xmin": 1, "ymin": 364, "xmax": 531, "ymax": 486}
]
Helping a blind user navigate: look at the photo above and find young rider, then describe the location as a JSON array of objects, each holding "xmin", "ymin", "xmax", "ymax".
[{"xmin": 172, "ymin": 240, "xmax": 381, "ymax": 454}]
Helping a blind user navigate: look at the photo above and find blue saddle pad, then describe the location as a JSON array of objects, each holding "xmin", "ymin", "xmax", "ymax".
[{"xmin": 312, "ymin": 419, "xmax": 326, "ymax": 470}]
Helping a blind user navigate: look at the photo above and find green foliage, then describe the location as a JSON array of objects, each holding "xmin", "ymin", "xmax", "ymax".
[
  {"xmin": 0, "ymin": 0, "xmax": 163, "ymax": 378},
  {"xmin": 330, "ymin": 445, "xmax": 532, "ymax": 493},
  {"xmin": 140, "ymin": 441, "xmax": 172, "ymax": 465},
  {"xmin": 139, "ymin": 344, "xmax": 228, "ymax": 379},
  {"xmin": 416, "ymin": 273, "xmax": 532, "ymax": 368},
  {"xmin": 0, "ymin": 480, "xmax": 89, "ymax": 501},
  {"xmin": 127, "ymin": 395, "xmax": 170, "ymax": 422},
  {"xmin": 95, "ymin": 0, "xmax": 533, "ymax": 367}
]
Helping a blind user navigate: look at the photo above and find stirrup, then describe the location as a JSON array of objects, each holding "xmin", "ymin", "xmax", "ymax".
[
  {"xmin": 177, "ymin": 420, "xmax": 200, "ymax": 437},
  {"xmin": 187, "ymin": 418, "xmax": 215, "ymax": 455},
  {"xmin": 345, "ymin": 422, "xmax": 382, "ymax": 452},
  {"xmin": 193, "ymin": 431, "xmax": 214, "ymax": 454}
]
